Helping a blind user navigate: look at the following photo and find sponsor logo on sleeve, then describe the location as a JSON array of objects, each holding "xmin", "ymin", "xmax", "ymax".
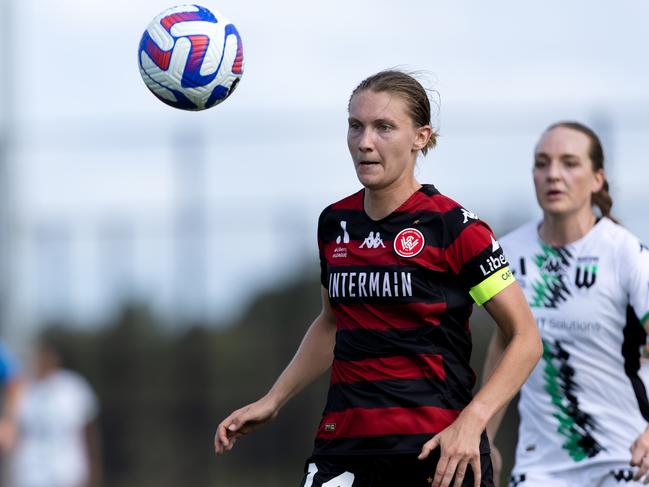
[
  {"xmin": 480, "ymin": 253, "xmax": 508, "ymax": 277},
  {"xmin": 393, "ymin": 228, "xmax": 425, "ymax": 258}
]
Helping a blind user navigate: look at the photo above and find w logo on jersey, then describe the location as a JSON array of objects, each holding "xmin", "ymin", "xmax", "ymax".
[{"xmin": 575, "ymin": 257, "xmax": 598, "ymax": 289}]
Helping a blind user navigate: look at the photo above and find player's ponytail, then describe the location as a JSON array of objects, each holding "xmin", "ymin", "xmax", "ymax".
[
  {"xmin": 546, "ymin": 121, "xmax": 617, "ymax": 223},
  {"xmin": 592, "ymin": 178, "xmax": 614, "ymax": 221}
]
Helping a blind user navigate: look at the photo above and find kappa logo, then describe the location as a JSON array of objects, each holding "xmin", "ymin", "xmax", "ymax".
[
  {"xmin": 394, "ymin": 228, "xmax": 425, "ymax": 258},
  {"xmin": 461, "ymin": 208, "xmax": 478, "ymax": 224},
  {"xmin": 359, "ymin": 231, "xmax": 385, "ymax": 249}
]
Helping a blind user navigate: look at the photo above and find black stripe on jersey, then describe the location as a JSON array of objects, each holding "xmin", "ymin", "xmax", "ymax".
[
  {"xmin": 622, "ymin": 306, "xmax": 649, "ymax": 422},
  {"xmin": 419, "ymin": 184, "xmax": 440, "ymax": 197},
  {"xmin": 459, "ymin": 246, "xmax": 509, "ymax": 289},
  {"xmin": 334, "ymin": 319, "xmax": 476, "ymax": 403},
  {"xmin": 313, "ymin": 431, "xmax": 492, "ymax": 455},
  {"xmin": 320, "ymin": 208, "xmax": 479, "ymax": 253},
  {"xmin": 319, "ymin": 208, "xmax": 444, "ymax": 245},
  {"xmin": 324, "ymin": 378, "xmax": 467, "ymax": 412},
  {"xmin": 334, "ymin": 328, "xmax": 445, "ymax": 361}
]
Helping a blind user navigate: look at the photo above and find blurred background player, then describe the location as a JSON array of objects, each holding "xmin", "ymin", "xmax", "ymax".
[
  {"xmin": 483, "ymin": 122, "xmax": 649, "ymax": 486},
  {"xmin": 10, "ymin": 330, "xmax": 102, "ymax": 487},
  {"xmin": 0, "ymin": 340, "xmax": 22, "ymax": 456},
  {"xmin": 215, "ymin": 70, "xmax": 542, "ymax": 487}
]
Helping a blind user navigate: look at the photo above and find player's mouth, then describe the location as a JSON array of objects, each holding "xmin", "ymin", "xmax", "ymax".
[
  {"xmin": 359, "ymin": 160, "xmax": 380, "ymax": 166},
  {"xmin": 546, "ymin": 189, "xmax": 564, "ymax": 199}
]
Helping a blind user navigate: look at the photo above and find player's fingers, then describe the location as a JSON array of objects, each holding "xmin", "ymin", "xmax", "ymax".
[
  {"xmin": 437, "ymin": 457, "xmax": 459, "ymax": 487},
  {"xmin": 418, "ymin": 435, "xmax": 440, "ymax": 460},
  {"xmin": 432, "ymin": 453, "xmax": 451, "ymax": 487},
  {"xmin": 215, "ymin": 423, "xmax": 230, "ymax": 454},
  {"xmin": 226, "ymin": 435, "xmax": 238, "ymax": 451},
  {"xmin": 452, "ymin": 460, "xmax": 468, "ymax": 487},
  {"xmin": 631, "ymin": 443, "xmax": 646, "ymax": 467},
  {"xmin": 634, "ymin": 455, "xmax": 649, "ymax": 481},
  {"xmin": 470, "ymin": 455, "xmax": 481, "ymax": 487}
]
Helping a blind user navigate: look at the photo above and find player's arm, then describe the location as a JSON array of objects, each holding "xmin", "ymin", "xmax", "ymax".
[
  {"xmin": 629, "ymin": 315, "xmax": 649, "ymax": 481},
  {"xmin": 478, "ymin": 283, "xmax": 541, "ymax": 436},
  {"xmin": 420, "ymin": 283, "xmax": 541, "ymax": 487},
  {"xmin": 0, "ymin": 371, "xmax": 24, "ymax": 454},
  {"xmin": 482, "ymin": 326, "xmax": 510, "ymax": 445},
  {"xmin": 623, "ymin": 239, "xmax": 649, "ymax": 481},
  {"xmin": 0, "ymin": 377, "xmax": 22, "ymax": 453},
  {"xmin": 214, "ymin": 286, "xmax": 337, "ymax": 455},
  {"xmin": 85, "ymin": 419, "xmax": 104, "ymax": 487}
]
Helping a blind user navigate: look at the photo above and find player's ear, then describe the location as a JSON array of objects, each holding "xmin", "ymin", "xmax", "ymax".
[{"xmin": 413, "ymin": 125, "xmax": 433, "ymax": 152}]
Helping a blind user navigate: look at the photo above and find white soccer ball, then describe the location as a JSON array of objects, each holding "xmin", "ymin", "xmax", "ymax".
[{"xmin": 138, "ymin": 4, "xmax": 244, "ymax": 110}]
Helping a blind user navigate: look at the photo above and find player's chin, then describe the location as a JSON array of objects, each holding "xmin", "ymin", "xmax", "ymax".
[{"xmin": 355, "ymin": 169, "xmax": 386, "ymax": 190}]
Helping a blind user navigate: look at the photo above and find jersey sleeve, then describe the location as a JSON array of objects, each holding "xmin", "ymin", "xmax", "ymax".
[
  {"xmin": 444, "ymin": 214, "xmax": 516, "ymax": 305},
  {"xmin": 317, "ymin": 208, "xmax": 329, "ymax": 289},
  {"xmin": 620, "ymin": 236, "xmax": 649, "ymax": 326}
]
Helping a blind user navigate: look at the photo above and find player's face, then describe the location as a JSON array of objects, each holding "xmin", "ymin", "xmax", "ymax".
[
  {"xmin": 347, "ymin": 90, "xmax": 429, "ymax": 191},
  {"xmin": 533, "ymin": 126, "xmax": 604, "ymax": 217}
]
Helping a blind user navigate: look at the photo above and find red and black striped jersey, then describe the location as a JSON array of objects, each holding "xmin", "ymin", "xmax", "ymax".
[{"xmin": 313, "ymin": 184, "xmax": 515, "ymax": 456}]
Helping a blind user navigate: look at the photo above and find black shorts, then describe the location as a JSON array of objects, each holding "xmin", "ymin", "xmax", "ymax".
[{"xmin": 299, "ymin": 451, "xmax": 494, "ymax": 487}]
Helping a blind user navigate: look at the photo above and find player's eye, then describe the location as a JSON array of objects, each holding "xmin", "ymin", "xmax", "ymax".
[
  {"xmin": 563, "ymin": 158, "xmax": 579, "ymax": 167},
  {"xmin": 533, "ymin": 158, "xmax": 547, "ymax": 168}
]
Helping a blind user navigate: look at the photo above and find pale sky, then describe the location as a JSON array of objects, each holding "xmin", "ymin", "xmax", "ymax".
[{"xmin": 2, "ymin": 0, "xmax": 649, "ymax": 329}]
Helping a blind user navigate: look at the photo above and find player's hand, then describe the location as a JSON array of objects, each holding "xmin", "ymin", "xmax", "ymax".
[
  {"xmin": 214, "ymin": 396, "xmax": 279, "ymax": 456},
  {"xmin": 630, "ymin": 425, "xmax": 649, "ymax": 482},
  {"xmin": 418, "ymin": 412, "xmax": 483, "ymax": 487},
  {"xmin": 490, "ymin": 445, "xmax": 502, "ymax": 487}
]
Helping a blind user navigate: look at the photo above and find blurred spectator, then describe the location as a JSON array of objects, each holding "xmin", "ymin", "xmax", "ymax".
[
  {"xmin": 0, "ymin": 341, "xmax": 22, "ymax": 454},
  {"xmin": 10, "ymin": 331, "xmax": 102, "ymax": 487}
]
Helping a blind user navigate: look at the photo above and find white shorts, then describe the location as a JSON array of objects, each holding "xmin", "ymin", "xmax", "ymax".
[{"xmin": 510, "ymin": 463, "xmax": 645, "ymax": 487}]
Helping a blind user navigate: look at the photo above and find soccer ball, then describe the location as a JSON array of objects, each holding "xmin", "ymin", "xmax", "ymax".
[{"xmin": 138, "ymin": 4, "xmax": 244, "ymax": 110}]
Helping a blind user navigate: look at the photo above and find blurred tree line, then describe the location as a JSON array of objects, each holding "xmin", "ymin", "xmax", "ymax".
[{"xmin": 38, "ymin": 268, "xmax": 520, "ymax": 487}]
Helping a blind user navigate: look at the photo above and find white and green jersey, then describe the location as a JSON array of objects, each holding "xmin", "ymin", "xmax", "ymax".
[{"xmin": 502, "ymin": 217, "xmax": 649, "ymax": 473}]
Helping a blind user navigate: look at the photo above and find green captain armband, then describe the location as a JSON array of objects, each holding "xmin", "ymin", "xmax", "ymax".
[{"xmin": 469, "ymin": 266, "xmax": 516, "ymax": 306}]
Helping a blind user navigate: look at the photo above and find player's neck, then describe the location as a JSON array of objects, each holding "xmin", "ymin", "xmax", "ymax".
[
  {"xmin": 364, "ymin": 180, "xmax": 421, "ymax": 221},
  {"xmin": 539, "ymin": 209, "xmax": 597, "ymax": 247}
]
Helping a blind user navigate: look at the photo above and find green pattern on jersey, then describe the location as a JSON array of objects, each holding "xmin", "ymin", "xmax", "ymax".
[
  {"xmin": 530, "ymin": 243, "xmax": 572, "ymax": 308},
  {"xmin": 542, "ymin": 339, "xmax": 604, "ymax": 461}
]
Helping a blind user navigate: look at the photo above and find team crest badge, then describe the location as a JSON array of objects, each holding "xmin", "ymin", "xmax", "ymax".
[{"xmin": 394, "ymin": 228, "xmax": 425, "ymax": 258}]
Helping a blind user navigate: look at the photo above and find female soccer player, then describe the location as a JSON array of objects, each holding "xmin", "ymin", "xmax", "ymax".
[
  {"xmin": 214, "ymin": 70, "xmax": 542, "ymax": 487},
  {"xmin": 483, "ymin": 122, "xmax": 649, "ymax": 486}
]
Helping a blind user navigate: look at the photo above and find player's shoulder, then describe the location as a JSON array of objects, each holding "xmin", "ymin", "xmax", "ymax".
[
  {"xmin": 596, "ymin": 217, "xmax": 647, "ymax": 257},
  {"xmin": 415, "ymin": 185, "xmax": 488, "ymax": 233},
  {"xmin": 319, "ymin": 189, "xmax": 363, "ymax": 218},
  {"xmin": 415, "ymin": 184, "xmax": 463, "ymax": 213},
  {"xmin": 596, "ymin": 217, "xmax": 638, "ymax": 243}
]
